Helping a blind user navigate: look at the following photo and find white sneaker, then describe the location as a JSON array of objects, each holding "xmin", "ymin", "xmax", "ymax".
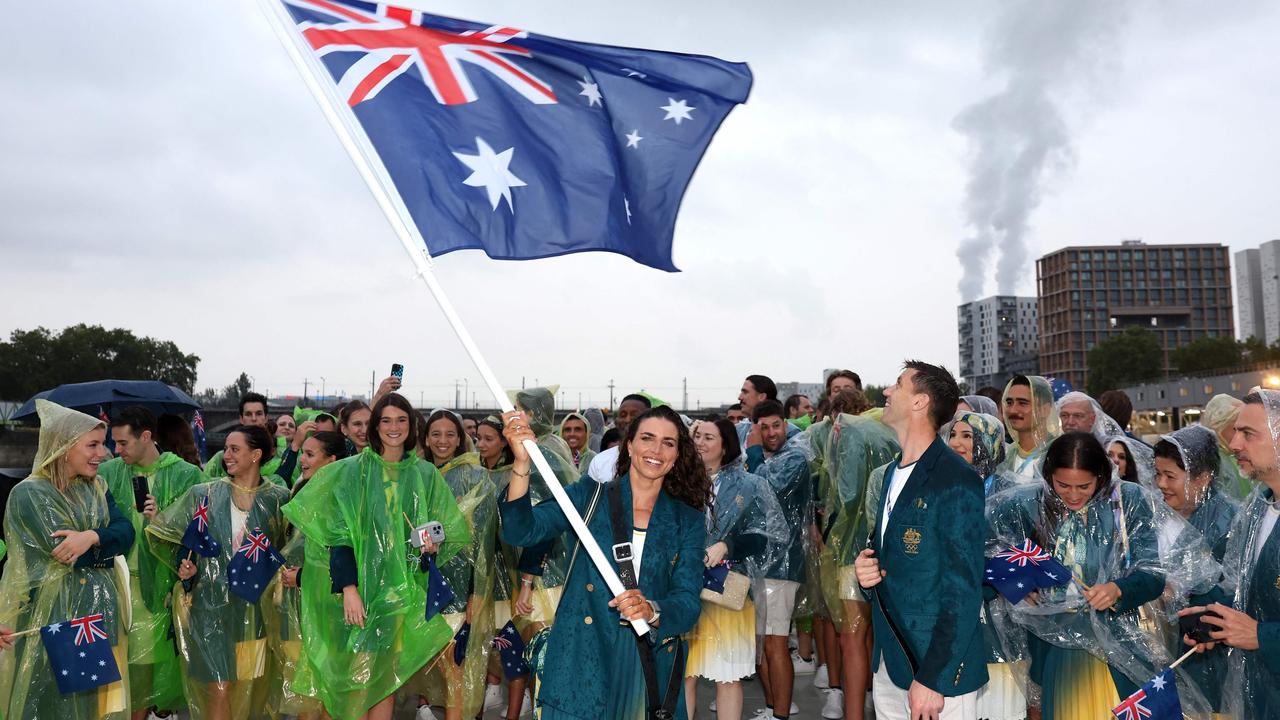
[
  {"xmin": 791, "ymin": 650, "xmax": 817, "ymax": 675},
  {"xmin": 821, "ymin": 688, "xmax": 844, "ymax": 719},
  {"xmin": 415, "ymin": 705, "xmax": 438, "ymax": 720},
  {"xmin": 483, "ymin": 683, "xmax": 505, "ymax": 711},
  {"xmin": 755, "ymin": 703, "xmax": 800, "ymax": 716},
  {"xmin": 814, "ymin": 663, "xmax": 830, "ymax": 688},
  {"xmin": 520, "ymin": 689, "xmax": 534, "ymax": 717},
  {"xmin": 709, "ymin": 698, "xmax": 717, "ymax": 712}
]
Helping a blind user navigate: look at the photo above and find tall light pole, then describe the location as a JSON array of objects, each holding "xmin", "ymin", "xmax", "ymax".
[{"xmin": 321, "ymin": 377, "xmax": 326, "ymax": 402}]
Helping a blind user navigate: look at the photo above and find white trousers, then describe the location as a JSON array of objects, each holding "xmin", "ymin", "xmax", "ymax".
[{"xmin": 872, "ymin": 662, "xmax": 978, "ymax": 720}]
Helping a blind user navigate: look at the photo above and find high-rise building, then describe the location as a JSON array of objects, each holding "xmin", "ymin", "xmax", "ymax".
[
  {"xmin": 957, "ymin": 296, "xmax": 1038, "ymax": 391},
  {"xmin": 1235, "ymin": 240, "xmax": 1280, "ymax": 344},
  {"xmin": 1037, "ymin": 241, "xmax": 1234, "ymax": 390}
]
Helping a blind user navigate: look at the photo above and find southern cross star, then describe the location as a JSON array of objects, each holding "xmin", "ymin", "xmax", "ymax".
[
  {"xmin": 454, "ymin": 137, "xmax": 527, "ymax": 212},
  {"xmin": 660, "ymin": 98, "xmax": 694, "ymax": 125},
  {"xmin": 625, "ymin": 130, "xmax": 643, "ymax": 148},
  {"xmin": 578, "ymin": 79, "xmax": 602, "ymax": 107}
]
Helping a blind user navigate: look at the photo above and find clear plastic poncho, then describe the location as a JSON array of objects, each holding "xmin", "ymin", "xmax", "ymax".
[
  {"xmin": 984, "ymin": 475, "xmax": 1221, "ymax": 715},
  {"xmin": 413, "ymin": 452, "xmax": 496, "ymax": 719},
  {"xmin": 1212, "ymin": 390, "xmax": 1280, "ymax": 718},
  {"xmin": 558, "ymin": 412, "xmax": 596, "ymax": 473},
  {"xmin": 960, "ymin": 394, "xmax": 1000, "ymax": 418},
  {"xmin": 280, "ymin": 449, "xmax": 468, "ymax": 720},
  {"xmin": 751, "ymin": 443, "xmax": 812, "ymax": 585},
  {"xmin": 498, "ymin": 387, "xmax": 581, "ymax": 629},
  {"xmin": 1000, "ymin": 376, "xmax": 1060, "ymax": 481},
  {"xmin": 1203, "ymin": 394, "xmax": 1254, "ymax": 500},
  {"xmin": 97, "ymin": 452, "xmax": 204, "ymax": 712},
  {"xmin": 583, "ymin": 407, "xmax": 606, "ymax": 454},
  {"xmin": 1055, "ymin": 392, "xmax": 1126, "ymax": 447},
  {"xmin": 0, "ymin": 401, "xmax": 130, "ymax": 720},
  {"xmin": 824, "ymin": 411, "xmax": 900, "ymax": 574},
  {"xmin": 146, "ymin": 478, "xmax": 290, "ymax": 720},
  {"xmin": 1104, "ymin": 434, "xmax": 1155, "ymax": 490},
  {"xmin": 262, "ymin": 522, "xmax": 323, "ymax": 718}
]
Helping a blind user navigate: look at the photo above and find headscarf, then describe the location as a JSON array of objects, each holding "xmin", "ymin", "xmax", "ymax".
[
  {"xmin": 960, "ymin": 394, "xmax": 1000, "ymax": 418},
  {"xmin": 31, "ymin": 399, "xmax": 104, "ymax": 477},
  {"xmin": 947, "ymin": 411, "xmax": 1006, "ymax": 479}
]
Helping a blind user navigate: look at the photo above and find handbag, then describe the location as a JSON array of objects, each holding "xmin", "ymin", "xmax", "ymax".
[{"xmin": 700, "ymin": 567, "xmax": 750, "ymax": 610}]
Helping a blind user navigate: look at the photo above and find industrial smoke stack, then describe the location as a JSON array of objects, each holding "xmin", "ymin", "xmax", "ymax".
[{"xmin": 954, "ymin": 0, "xmax": 1127, "ymax": 301}]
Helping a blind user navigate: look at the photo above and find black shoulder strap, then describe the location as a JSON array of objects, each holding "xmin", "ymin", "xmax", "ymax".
[{"xmin": 605, "ymin": 481, "xmax": 682, "ymax": 720}]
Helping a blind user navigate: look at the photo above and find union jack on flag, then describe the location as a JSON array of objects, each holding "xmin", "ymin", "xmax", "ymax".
[
  {"xmin": 994, "ymin": 540, "xmax": 1052, "ymax": 568},
  {"xmin": 227, "ymin": 528, "xmax": 285, "ymax": 603},
  {"xmin": 238, "ymin": 529, "xmax": 273, "ymax": 563},
  {"xmin": 274, "ymin": 0, "xmax": 752, "ymax": 271},
  {"xmin": 70, "ymin": 614, "xmax": 109, "ymax": 645},
  {"xmin": 1112, "ymin": 669, "xmax": 1181, "ymax": 720}
]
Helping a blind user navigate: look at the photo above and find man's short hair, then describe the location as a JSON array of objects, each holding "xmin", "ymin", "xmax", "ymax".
[
  {"xmin": 751, "ymin": 399, "xmax": 787, "ymax": 423},
  {"xmin": 904, "ymin": 360, "xmax": 960, "ymax": 431},
  {"xmin": 1098, "ymin": 390, "xmax": 1134, "ymax": 429},
  {"xmin": 727, "ymin": 403, "xmax": 743, "ymax": 412},
  {"xmin": 111, "ymin": 405, "xmax": 157, "ymax": 437},
  {"xmin": 620, "ymin": 393, "xmax": 652, "ymax": 408},
  {"xmin": 825, "ymin": 369, "xmax": 862, "ymax": 392},
  {"xmin": 783, "ymin": 394, "xmax": 809, "ymax": 417},
  {"xmin": 745, "ymin": 374, "xmax": 778, "ymax": 401},
  {"xmin": 239, "ymin": 392, "xmax": 268, "ymax": 415}
]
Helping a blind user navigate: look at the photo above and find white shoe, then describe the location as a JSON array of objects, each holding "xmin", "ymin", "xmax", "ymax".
[
  {"xmin": 755, "ymin": 703, "xmax": 800, "ymax": 716},
  {"xmin": 520, "ymin": 689, "xmax": 534, "ymax": 717},
  {"xmin": 709, "ymin": 698, "xmax": 717, "ymax": 712},
  {"xmin": 813, "ymin": 663, "xmax": 830, "ymax": 688},
  {"xmin": 415, "ymin": 705, "xmax": 438, "ymax": 720},
  {"xmin": 791, "ymin": 650, "xmax": 817, "ymax": 675},
  {"xmin": 483, "ymin": 683, "xmax": 504, "ymax": 711},
  {"xmin": 821, "ymin": 688, "xmax": 844, "ymax": 719}
]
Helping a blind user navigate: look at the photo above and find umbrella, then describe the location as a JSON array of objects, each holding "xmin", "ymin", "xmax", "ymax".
[{"xmin": 12, "ymin": 380, "xmax": 201, "ymax": 422}]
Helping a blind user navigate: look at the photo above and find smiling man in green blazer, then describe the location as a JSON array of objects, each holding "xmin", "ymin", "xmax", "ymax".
[{"xmin": 855, "ymin": 360, "xmax": 987, "ymax": 720}]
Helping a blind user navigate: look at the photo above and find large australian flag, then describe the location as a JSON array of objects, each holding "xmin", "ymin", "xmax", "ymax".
[
  {"xmin": 279, "ymin": 0, "xmax": 753, "ymax": 271},
  {"xmin": 41, "ymin": 614, "xmax": 122, "ymax": 694}
]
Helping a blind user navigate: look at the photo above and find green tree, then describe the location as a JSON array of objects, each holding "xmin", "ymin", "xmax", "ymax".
[
  {"xmin": 863, "ymin": 384, "xmax": 886, "ymax": 407},
  {"xmin": 1171, "ymin": 334, "xmax": 1243, "ymax": 374},
  {"xmin": 0, "ymin": 324, "xmax": 200, "ymax": 401},
  {"xmin": 1086, "ymin": 326, "xmax": 1163, "ymax": 396}
]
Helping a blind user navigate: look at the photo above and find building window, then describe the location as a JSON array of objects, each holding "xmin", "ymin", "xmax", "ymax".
[
  {"xmin": 1204, "ymin": 385, "xmax": 1213, "ymax": 395},
  {"xmin": 1179, "ymin": 388, "xmax": 1190, "ymax": 397}
]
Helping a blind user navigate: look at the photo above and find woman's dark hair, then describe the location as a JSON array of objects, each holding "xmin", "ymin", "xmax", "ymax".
[
  {"xmin": 368, "ymin": 393, "xmax": 418, "ymax": 456},
  {"xmin": 156, "ymin": 413, "xmax": 200, "ymax": 466},
  {"xmin": 228, "ymin": 424, "xmax": 275, "ymax": 466},
  {"xmin": 1110, "ymin": 439, "xmax": 1139, "ymax": 483},
  {"xmin": 1036, "ymin": 432, "xmax": 1113, "ymax": 547},
  {"xmin": 709, "ymin": 418, "xmax": 742, "ymax": 468},
  {"xmin": 291, "ymin": 431, "xmax": 349, "ymax": 498},
  {"xmin": 601, "ymin": 427, "xmax": 621, "ymax": 450},
  {"xmin": 1153, "ymin": 436, "xmax": 1219, "ymax": 479},
  {"xmin": 423, "ymin": 409, "xmax": 467, "ymax": 463},
  {"xmin": 614, "ymin": 406, "xmax": 712, "ymax": 511},
  {"xmin": 829, "ymin": 388, "xmax": 871, "ymax": 417},
  {"xmin": 745, "ymin": 374, "xmax": 778, "ymax": 401}
]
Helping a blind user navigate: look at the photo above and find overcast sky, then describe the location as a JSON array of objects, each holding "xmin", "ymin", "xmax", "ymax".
[{"xmin": 2, "ymin": 1, "xmax": 1277, "ymax": 409}]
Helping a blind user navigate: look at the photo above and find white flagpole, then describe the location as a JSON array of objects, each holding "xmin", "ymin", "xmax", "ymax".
[{"xmin": 255, "ymin": 0, "xmax": 649, "ymax": 635}]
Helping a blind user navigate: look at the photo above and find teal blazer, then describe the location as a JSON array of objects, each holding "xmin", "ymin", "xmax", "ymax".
[
  {"xmin": 499, "ymin": 475, "xmax": 706, "ymax": 719},
  {"xmin": 869, "ymin": 436, "xmax": 989, "ymax": 696}
]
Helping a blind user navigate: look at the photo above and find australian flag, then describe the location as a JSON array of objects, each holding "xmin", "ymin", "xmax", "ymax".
[
  {"xmin": 452, "ymin": 621, "xmax": 470, "ymax": 665},
  {"xmin": 41, "ymin": 614, "xmax": 121, "ymax": 694},
  {"xmin": 181, "ymin": 496, "xmax": 222, "ymax": 558},
  {"xmin": 703, "ymin": 562, "xmax": 730, "ymax": 593},
  {"xmin": 492, "ymin": 620, "xmax": 529, "ymax": 680},
  {"xmin": 1112, "ymin": 668, "xmax": 1182, "ymax": 720},
  {"xmin": 227, "ymin": 528, "xmax": 286, "ymax": 603},
  {"xmin": 279, "ymin": 0, "xmax": 753, "ymax": 271},
  {"xmin": 984, "ymin": 540, "xmax": 1072, "ymax": 604},
  {"xmin": 192, "ymin": 410, "xmax": 207, "ymax": 464},
  {"xmin": 424, "ymin": 554, "xmax": 455, "ymax": 621}
]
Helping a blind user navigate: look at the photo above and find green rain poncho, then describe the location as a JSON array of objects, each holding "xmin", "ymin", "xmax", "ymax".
[
  {"xmin": 415, "ymin": 453, "xmax": 496, "ymax": 719},
  {"xmin": 282, "ymin": 449, "xmax": 468, "ymax": 720},
  {"xmin": 97, "ymin": 451, "xmax": 204, "ymax": 712},
  {"xmin": 262, "ymin": 523, "xmax": 323, "ymax": 718},
  {"xmin": 824, "ymin": 410, "xmax": 900, "ymax": 607},
  {"xmin": 499, "ymin": 388, "xmax": 581, "ymax": 631},
  {"xmin": 146, "ymin": 478, "xmax": 290, "ymax": 720},
  {"xmin": 557, "ymin": 412, "xmax": 596, "ymax": 473},
  {"xmin": 0, "ymin": 400, "xmax": 133, "ymax": 720}
]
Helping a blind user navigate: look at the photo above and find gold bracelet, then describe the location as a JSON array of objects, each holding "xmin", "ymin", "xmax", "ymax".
[{"xmin": 511, "ymin": 467, "xmax": 531, "ymax": 478}]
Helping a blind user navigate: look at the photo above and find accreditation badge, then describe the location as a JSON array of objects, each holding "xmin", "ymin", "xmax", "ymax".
[{"xmin": 903, "ymin": 528, "xmax": 922, "ymax": 555}]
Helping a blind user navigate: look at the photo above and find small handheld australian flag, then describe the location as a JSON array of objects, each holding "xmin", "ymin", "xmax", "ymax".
[
  {"xmin": 181, "ymin": 496, "xmax": 221, "ymax": 558},
  {"xmin": 227, "ymin": 528, "xmax": 285, "ymax": 603},
  {"xmin": 41, "ymin": 614, "xmax": 121, "ymax": 694},
  {"xmin": 984, "ymin": 540, "xmax": 1071, "ymax": 604},
  {"xmin": 492, "ymin": 620, "xmax": 529, "ymax": 680},
  {"xmin": 1112, "ymin": 668, "xmax": 1182, "ymax": 720},
  {"xmin": 703, "ymin": 562, "xmax": 730, "ymax": 593},
  {"xmin": 424, "ymin": 554, "xmax": 455, "ymax": 621},
  {"xmin": 452, "ymin": 621, "xmax": 470, "ymax": 665}
]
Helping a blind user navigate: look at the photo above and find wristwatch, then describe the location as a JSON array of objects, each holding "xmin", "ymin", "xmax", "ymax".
[{"xmin": 646, "ymin": 599, "xmax": 662, "ymax": 626}]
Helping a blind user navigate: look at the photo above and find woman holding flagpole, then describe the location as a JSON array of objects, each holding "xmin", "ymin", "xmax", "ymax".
[
  {"xmin": 146, "ymin": 424, "xmax": 291, "ymax": 720},
  {"xmin": 499, "ymin": 404, "xmax": 708, "ymax": 720},
  {"xmin": 283, "ymin": 393, "xmax": 468, "ymax": 720},
  {"xmin": 0, "ymin": 400, "xmax": 135, "ymax": 720}
]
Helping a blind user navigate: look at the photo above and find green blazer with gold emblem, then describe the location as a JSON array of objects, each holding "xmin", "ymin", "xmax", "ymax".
[{"xmin": 868, "ymin": 436, "xmax": 988, "ymax": 696}]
